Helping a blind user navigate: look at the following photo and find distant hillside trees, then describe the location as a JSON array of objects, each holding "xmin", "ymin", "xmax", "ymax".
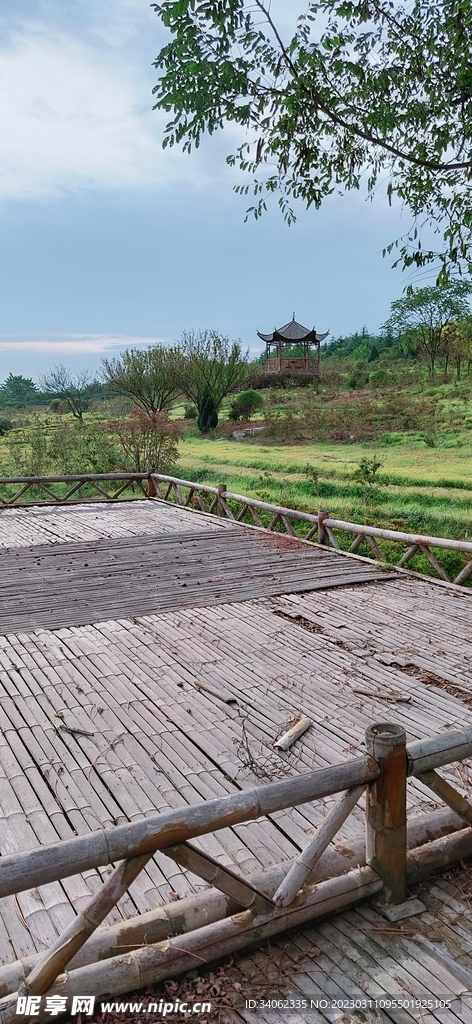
[
  {"xmin": 383, "ymin": 283, "xmax": 472, "ymax": 377},
  {"xmin": 0, "ymin": 374, "xmax": 44, "ymax": 407},
  {"xmin": 101, "ymin": 346, "xmax": 179, "ymax": 414}
]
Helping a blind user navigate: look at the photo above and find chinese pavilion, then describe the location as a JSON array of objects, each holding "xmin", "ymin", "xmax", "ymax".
[{"xmin": 258, "ymin": 315, "xmax": 329, "ymax": 376}]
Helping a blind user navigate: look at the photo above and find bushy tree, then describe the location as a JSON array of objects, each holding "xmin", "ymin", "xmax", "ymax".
[
  {"xmin": 383, "ymin": 283, "xmax": 472, "ymax": 376},
  {"xmin": 171, "ymin": 330, "xmax": 251, "ymax": 433},
  {"xmin": 443, "ymin": 317, "xmax": 472, "ymax": 379},
  {"xmin": 47, "ymin": 421, "xmax": 117, "ymax": 474},
  {"xmin": 0, "ymin": 374, "xmax": 40, "ymax": 407},
  {"xmin": 228, "ymin": 389, "xmax": 264, "ymax": 421},
  {"xmin": 40, "ymin": 366, "xmax": 93, "ymax": 422},
  {"xmin": 152, "ymin": 0, "xmax": 472, "ymax": 278},
  {"xmin": 101, "ymin": 346, "xmax": 178, "ymax": 414},
  {"xmin": 108, "ymin": 409, "xmax": 181, "ymax": 473}
]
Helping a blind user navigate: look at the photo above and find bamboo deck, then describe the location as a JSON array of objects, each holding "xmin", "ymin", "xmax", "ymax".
[{"xmin": 0, "ymin": 501, "xmax": 471, "ymax": 1021}]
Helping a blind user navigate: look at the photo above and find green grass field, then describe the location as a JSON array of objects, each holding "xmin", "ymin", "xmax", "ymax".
[{"xmin": 1, "ymin": 390, "xmax": 471, "ymax": 555}]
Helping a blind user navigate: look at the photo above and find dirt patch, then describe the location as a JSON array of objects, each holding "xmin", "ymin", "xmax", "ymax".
[
  {"xmin": 273, "ymin": 609, "xmax": 352, "ymax": 649},
  {"xmin": 401, "ymin": 664, "xmax": 472, "ymax": 707}
]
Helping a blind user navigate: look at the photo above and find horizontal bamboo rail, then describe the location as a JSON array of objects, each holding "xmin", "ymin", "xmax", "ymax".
[
  {"xmin": 0, "ymin": 805, "xmax": 463, "ymax": 999},
  {"xmin": 1, "ymin": 471, "xmax": 471, "ymax": 586},
  {"xmin": 0, "ymin": 723, "xmax": 471, "ymax": 1018},
  {"xmin": 0, "ymin": 756, "xmax": 380, "ymax": 900}
]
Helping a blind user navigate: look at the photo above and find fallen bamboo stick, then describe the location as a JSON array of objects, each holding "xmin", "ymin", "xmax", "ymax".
[{"xmin": 0, "ymin": 805, "xmax": 463, "ymax": 999}]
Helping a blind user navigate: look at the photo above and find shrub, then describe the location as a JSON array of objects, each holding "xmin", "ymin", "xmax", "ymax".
[
  {"xmin": 251, "ymin": 371, "xmax": 316, "ymax": 389},
  {"xmin": 108, "ymin": 409, "xmax": 181, "ymax": 473},
  {"xmin": 228, "ymin": 390, "xmax": 265, "ymax": 421},
  {"xmin": 368, "ymin": 369, "xmax": 388, "ymax": 386},
  {"xmin": 346, "ymin": 363, "xmax": 369, "ymax": 389},
  {"xmin": 0, "ymin": 418, "xmax": 13, "ymax": 436},
  {"xmin": 48, "ymin": 421, "xmax": 117, "ymax": 474},
  {"xmin": 183, "ymin": 403, "xmax": 198, "ymax": 419}
]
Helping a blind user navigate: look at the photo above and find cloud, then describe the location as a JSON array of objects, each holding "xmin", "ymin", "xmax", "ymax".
[
  {"xmin": 0, "ymin": 334, "xmax": 164, "ymax": 354},
  {"xmin": 0, "ymin": 12, "xmax": 210, "ymax": 199}
]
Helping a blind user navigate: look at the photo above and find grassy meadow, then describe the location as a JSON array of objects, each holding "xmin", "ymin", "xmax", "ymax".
[{"xmin": 1, "ymin": 373, "xmax": 471, "ymax": 581}]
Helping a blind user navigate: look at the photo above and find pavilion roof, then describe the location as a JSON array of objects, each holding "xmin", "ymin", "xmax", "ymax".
[{"xmin": 257, "ymin": 317, "xmax": 329, "ymax": 344}]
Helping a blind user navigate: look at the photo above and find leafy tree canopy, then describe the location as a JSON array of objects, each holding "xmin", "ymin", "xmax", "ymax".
[
  {"xmin": 171, "ymin": 330, "xmax": 251, "ymax": 432},
  {"xmin": 101, "ymin": 346, "xmax": 179, "ymax": 415},
  {"xmin": 0, "ymin": 374, "xmax": 40, "ymax": 406},
  {"xmin": 382, "ymin": 281, "xmax": 471, "ymax": 375},
  {"xmin": 152, "ymin": 0, "xmax": 472, "ymax": 278}
]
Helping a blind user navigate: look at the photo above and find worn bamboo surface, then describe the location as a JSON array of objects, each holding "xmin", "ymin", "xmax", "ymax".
[
  {"xmin": 0, "ymin": 500, "xmax": 471, "ymax": 1015},
  {"xmin": 0, "ymin": 501, "xmax": 230, "ymax": 549},
  {"xmin": 237, "ymin": 868, "xmax": 472, "ymax": 1023},
  {"xmin": 0, "ymin": 528, "xmax": 388, "ymax": 634}
]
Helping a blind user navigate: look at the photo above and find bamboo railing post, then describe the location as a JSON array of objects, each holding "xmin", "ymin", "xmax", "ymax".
[
  {"xmin": 365, "ymin": 722, "xmax": 407, "ymax": 905},
  {"xmin": 217, "ymin": 483, "xmax": 227, "ymax": 516},
  {"xmin": 317, "ymin": 509, "xmax": 329, "ymax": 545},
  {"xmin": 146, "ymin": 473, "xmax": 157, "ymax": 498}
]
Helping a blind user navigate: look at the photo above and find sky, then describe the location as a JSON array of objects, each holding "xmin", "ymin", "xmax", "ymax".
[{"xmin": 0, "ymin": 0, "xmax": 413, "ymax": 381}]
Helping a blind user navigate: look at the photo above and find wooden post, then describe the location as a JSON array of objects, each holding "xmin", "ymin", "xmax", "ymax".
[
  {"xmin": 317, "ymin": 509, "xmax": 329, "ymax": 545},
  {"xmin": 146, "ymin": 473, "xmax": 157, "ymax": 498},
  {"xmin": 217, "ymin": 483, "xmax": 227, "ymax": 516},
  {"xmin": 365, "ymin": 722, "xmax": 407, "ymax": 905}
]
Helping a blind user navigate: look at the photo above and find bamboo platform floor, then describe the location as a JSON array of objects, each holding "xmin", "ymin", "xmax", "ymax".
[
  {"xmin": 0, "ymin": 502, "xmax": 471, "ymax": 1020},
  {"xmin": 0, "ymin": 506, "xmax": 388, "ymax": 634}
]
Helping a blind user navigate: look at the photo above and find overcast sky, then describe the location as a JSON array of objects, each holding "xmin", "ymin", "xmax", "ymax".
[{"xmin": 0, "ymin": 0, "xmax": 414, "ymax": 381}]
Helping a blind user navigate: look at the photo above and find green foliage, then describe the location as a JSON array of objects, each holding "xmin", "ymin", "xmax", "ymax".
[
  {"xmin": 383, "ymin": 283, "xmax": 472, "ymax": 377},
  {"xmin": 171, "ymin": 329, "xmax": 251, "ymax": 434},
  {"xmin": 108, "ymin": 409, "xmax": 181, "ymax": 472},
  {"xmin": 0, "ymin": 418, "xmax": 13, "ymax": 435},
  {"xmin": 0, "ymin": 374, "xmax": 43, "ymax": 408},
  {"xmin": 352, "ymin": 457, "xmax": 385, "ymax": 490},
  {"xmin": 152, "ymin": 0, "xmax": 472, "ymax": 277},
  {"xmin": 228, "ymin": 389, "xmax": 264, "ymax": 421},
  {"xmin": 346, "ymin": 363, "xmax": 369, "ymax": 389},
  {"xmin": 101, "ymin": 345, "xmax": 178, "ymax": 414},
  {"xmin": 183, "ymin": 403, "xmax": 198, "ymax": 419},
  {"xmin": 197, "ymin": 391, "xmax": 219, "ymax": 433},
  {"xmin": 47, "ymin": 421, "xmax": 117, "ymax": 475}
]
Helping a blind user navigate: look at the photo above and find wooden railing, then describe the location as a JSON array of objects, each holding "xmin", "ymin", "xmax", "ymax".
[
  {"xmin": 0, "ymin": 472, "xmax": 149, "ymax": 505},
  {"xmin": 1, "ymin": 472, "xmax": 472, "ymax": 587},
  {"xmin": 148, "ymin": 474, "xmax": 472, "ymax": 587},
  {"xmin": 0, "ymin": 723, "xmax": 471, "ymax": 1018}
]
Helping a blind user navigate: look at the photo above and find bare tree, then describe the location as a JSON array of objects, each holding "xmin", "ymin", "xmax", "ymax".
[
  {"xmin": 41, "ymin": 366, "xmax": 93, "ymax": 423},
  {"xmin": 108, "ymin": 409, "xmax": 181, "ymax": 473}
]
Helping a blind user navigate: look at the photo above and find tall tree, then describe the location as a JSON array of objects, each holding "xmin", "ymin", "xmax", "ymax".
[
  {"xmin": 101, "ymin": 346, "xmax": 178, "ymax": 415},
  {"xmin": 171, "ymin": 330, "xmax": 251, "ymax": 432},
  {"xmin": 383, "ymin": 283, "xmax": 471, "ymax": 377},
  {"xmin": 443, "ymin": 317, "xmax": 472, "ymax": 379},
  {"xmin": 152, "ymin": 0, "xmax": 472, "ymax": 278},
  {"xmin": 0, "ymin": 374, "xmax": 39, "ymax": 407},
  {"xmin": 40, "ymin": 366, "xmax": 93, "ymax": 423}
]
